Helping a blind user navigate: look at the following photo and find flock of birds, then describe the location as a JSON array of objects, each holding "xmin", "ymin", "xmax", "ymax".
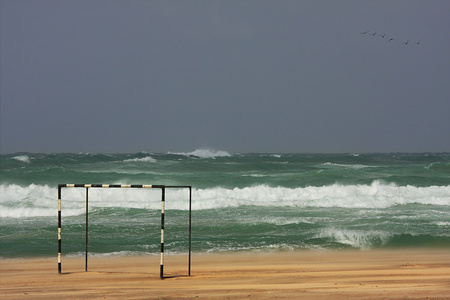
[{"xmin": 360, "ymin": 31, "xmax": 420, "ymax": 45}]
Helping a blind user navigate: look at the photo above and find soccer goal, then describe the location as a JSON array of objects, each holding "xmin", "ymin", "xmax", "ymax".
[{"xmin": 57, "ymin": 184, "xmax": 192, "ymax": 279}]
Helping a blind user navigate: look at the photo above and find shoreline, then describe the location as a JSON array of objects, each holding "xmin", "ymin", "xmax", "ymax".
[{"xmin": 1, "ymin": 249, "xmax": 449, "ymax": 299}]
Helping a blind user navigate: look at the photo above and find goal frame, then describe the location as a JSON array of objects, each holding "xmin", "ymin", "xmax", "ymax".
[{"xmin": 57, "ymin": 184, "xmax": 192, "ymax": 279}]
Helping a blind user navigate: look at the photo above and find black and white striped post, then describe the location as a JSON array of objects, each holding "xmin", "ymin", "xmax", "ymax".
[
  {"xmin": 57, "ymin": 184, "xmax": 191, "ymax": 279},
  {"xmin": 160, "ymin": 186, "xmax": 165, "ymax": 279},
  {"xmin": 57, "ymin": 185, "xmax": 62, "ymax": 274},
  {"xmin": 85, "ymin": 187, "xmax": 89, "ymax": 272}
]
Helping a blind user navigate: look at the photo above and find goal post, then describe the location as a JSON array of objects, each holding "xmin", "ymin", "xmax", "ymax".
[{"xmin": 57, "ymin": 184, "xmax": 192, "ymax": 279}]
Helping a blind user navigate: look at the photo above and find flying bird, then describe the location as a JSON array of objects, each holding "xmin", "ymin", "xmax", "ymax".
[{"xmin": 360, "ymin": 31, "xmax": 420, "ymax": 46}]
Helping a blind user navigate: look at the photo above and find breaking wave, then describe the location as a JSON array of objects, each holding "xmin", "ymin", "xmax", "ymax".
[
  {"xmin": 123, "ymin": 156, "xmax": 157, "ymax": 163},
  {"xmin": 12, "ymin": 155, "xmax": 31, "ymax": 163},
  {"xmin": 169, "ymin": 148, "xmax": 231, "ymax": 158},
  {"xmin": 1, "ymin": 181, "xmax": 449, "ymax": 218}
]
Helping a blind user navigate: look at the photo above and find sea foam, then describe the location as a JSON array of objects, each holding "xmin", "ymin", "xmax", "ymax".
[
  {"xmin": 123, "ymin": 156, "xmax": 157, "ymax": 163},
  {"xmin": 1, "ymin": 181, "xmax": 449, "ymax": 218},
  {"xmin": 169, "ymin": 148, "xmax": 231, "ymax": 158},
  {"xmin": 316, "ymin": 228, "xmax": 391, "ymax": 249},
  {"xmin": 12, "ymin": 155, "xmax": 31, "ymax": 163}
]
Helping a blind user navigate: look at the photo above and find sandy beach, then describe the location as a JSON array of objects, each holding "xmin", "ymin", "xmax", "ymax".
[{"xmin": 1, "ymin": 249, "xmax": 449, "ymax": 299}]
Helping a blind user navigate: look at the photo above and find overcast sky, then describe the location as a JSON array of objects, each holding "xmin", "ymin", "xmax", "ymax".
[{"xmin": 1, "ymin": 0, "xmax": 449, "ymax": 154}]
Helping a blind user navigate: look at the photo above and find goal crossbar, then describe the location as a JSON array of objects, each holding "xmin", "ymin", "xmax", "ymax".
[{"xmin": 57, "ymin": 184, "xmax": 192, "ymax": 279}]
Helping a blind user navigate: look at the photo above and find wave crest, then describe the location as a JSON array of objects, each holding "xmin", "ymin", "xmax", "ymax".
[
  {"xmin": 123, "ymin": 156, "xmax": 157, "ymax": 163},
  {"xmin": 192, "ymin": 181, "xmax": 450, "ymax": 210},
  {"xmin": 2, "ymin": 181, "xmax": 448, "ymax": 218},
  {"xmin": 169, "ymin": 148, "xmax": 231, "ymax": 158},
  {"xmin": 12, "ymin": 155, "xmax": 31, "ymax": 163}
]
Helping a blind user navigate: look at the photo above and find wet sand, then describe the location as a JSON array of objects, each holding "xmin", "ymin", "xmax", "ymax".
[{"xmin": 1, "ymin": 249, "xmax": 449, "ymax": 299}]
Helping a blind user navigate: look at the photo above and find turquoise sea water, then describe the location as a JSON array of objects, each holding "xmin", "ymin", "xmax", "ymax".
[{"xmin": 1, "ymin": 150, "xmax": 449, "ymax": 258}]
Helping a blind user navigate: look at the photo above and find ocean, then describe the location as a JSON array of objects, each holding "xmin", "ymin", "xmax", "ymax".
[{"xmin": 1, "ymin": 149, "xmax": 449, "ymax": 259}]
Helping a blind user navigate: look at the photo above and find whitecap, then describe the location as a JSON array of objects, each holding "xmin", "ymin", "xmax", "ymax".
[
  {"xmin": 12, "ymin": 155, "xmax": 31, "ymax": 163},
  {"xmin": 321, "ymin": 162, "xmax": 373, "ymax": 169},
  {"xmin": 435, "ymin": 222, "xmax": 450, "ymax": 227},
  {"xmin": 1, "ymin": 182, "xmax": 449, "ymax": 218},
  {"xmin": 169, "ymin": 148, "xmax": 231, "ymax": 158},
  {"xmin": 316, "ymin": 228, "xmax": 391, "ymax": 249},
  {"xmin": 123, "ymin": 156, "xmax": 157, "ymax": 163}
]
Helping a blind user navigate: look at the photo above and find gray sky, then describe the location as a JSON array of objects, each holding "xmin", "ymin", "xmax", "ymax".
[{"xmin": 1, "ymin": 0, "xmax": 449, "ymax": 154}]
